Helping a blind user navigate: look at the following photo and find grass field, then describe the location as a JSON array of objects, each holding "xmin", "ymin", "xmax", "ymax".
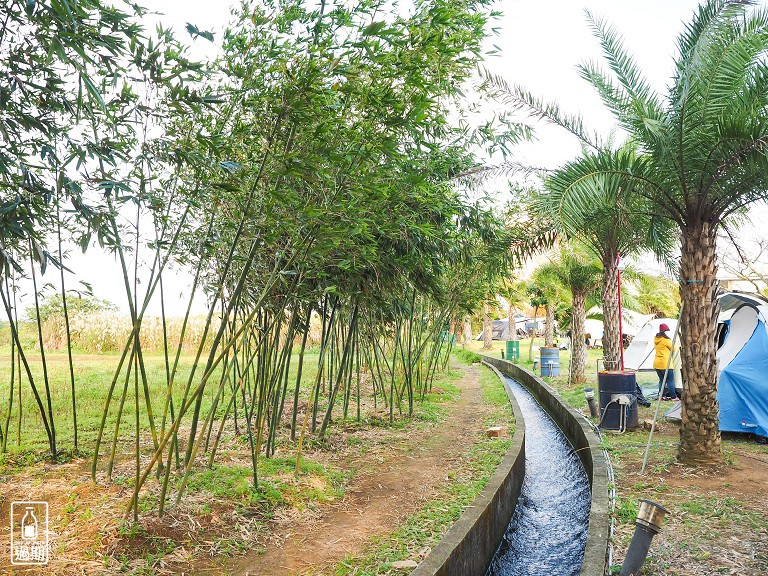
[
  {"xmin": 0, "ymin": 345, "xmax": 345, "ymax": 453},
  {"xmin": 0, "ymin": 343, "xmax": 519, "ymax": 575}
]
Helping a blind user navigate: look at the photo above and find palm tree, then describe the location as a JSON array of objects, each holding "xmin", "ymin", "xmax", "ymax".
[
  {"xmin": 482, "ymin": 301, "xmax": 494, "ymax": 350},
  {"xmin": 537, "ymin": 246, "xmax": 602, "ymax": 384},
  {"xmin": 535, "ymin": 147, "xmax": 672, "ymax": 370},
  {"xmin": 573, "ymin": 1, "xmax": 768, "ymax": 464},
  {"xmin": 532, "ymin": 263, "xmax": 569, "ymax": 348},
  {"xmin": 505, "ymin": 2, "xmax": 768, "ymax": 464},
  {"xmin": 499, "ymin": 278, "xmax": 528, "ymax": 343},
  {"xmin": 479, "ymin": 77, "xmax": 672, "ymax": 374},
  {"xmin": 525, "ymin": 283, "xmax": 547, "ymax": 361}
]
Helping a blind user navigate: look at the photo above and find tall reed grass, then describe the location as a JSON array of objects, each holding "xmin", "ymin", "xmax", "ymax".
[{"xmin": 39, "ymin": 313, "xmax": 217, "ymax": 354}]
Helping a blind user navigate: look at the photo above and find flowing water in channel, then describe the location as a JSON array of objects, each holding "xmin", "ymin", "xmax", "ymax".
[{"xmin": 486, "ymin": 376, "xmax": 591, "ymax": 576}]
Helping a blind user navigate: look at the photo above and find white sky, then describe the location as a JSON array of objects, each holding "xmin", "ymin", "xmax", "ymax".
[
  {"xmin": 15, "ymin": 0, "xmax": 768, "ymax": 318},
  {"xmin": 495, "ymin": 0, "xmax": 705, "ymax": 167}
]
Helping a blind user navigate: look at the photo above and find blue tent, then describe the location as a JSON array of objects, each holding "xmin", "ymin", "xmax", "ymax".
[{"xmin": 716, "ymin": 296, "xmax": 768, "ymax": 438}]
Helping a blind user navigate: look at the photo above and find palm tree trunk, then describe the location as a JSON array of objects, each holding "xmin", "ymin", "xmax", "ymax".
[
  {"xmin": 463, "ymin": 315, "xmax": 472, "ymax": 347},
  {"xmin": 482, "ymin": 303, "xmax": 493, "ymax": 350},
  {"xmin": 528, "ymin": 308, "xmax": 538, "ymax": 362},
  {"xmin": 678, "ymin": 220, "xmax": 721, "ymax": 465},
  {"xmin": 544, "ymin": 304, "xmax": 555, "ymax": 347},
  {"xmin": 507, "ymin": 304, "xmax": 518, "ymax": 341},
  {"xmin": 602, "ymin": 255, "xmax": 621, "ymax": 370},
  {"xmin": 571, "ymin": 290, "xmax": 587, "ymax": 384}
]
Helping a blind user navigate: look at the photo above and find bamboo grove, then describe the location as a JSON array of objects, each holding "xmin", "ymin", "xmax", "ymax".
[{"xmin": 0, "ymin": 0, "xmax": 520, "ymax": 518}]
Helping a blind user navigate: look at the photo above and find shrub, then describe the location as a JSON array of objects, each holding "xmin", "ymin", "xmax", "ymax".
[{"xmin": 454, "ymin": 348, "xmax": 482, "ymax": 364}]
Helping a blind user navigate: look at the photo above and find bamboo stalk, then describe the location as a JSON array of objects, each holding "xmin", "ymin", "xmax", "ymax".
[
  {"xmin": 56, "ymin": 181, "xmax": 78, "ymax": 449},
  {"xmin": 0, "ymin": 275, "xmax": 54, "ymax": 455},
  {"xmin": 29, "ymin": 243, "xmax": 57, "ymax": 459},
  {"xmin": 290, "ymin": 305, "xmax": 312, "ymax": 440}
]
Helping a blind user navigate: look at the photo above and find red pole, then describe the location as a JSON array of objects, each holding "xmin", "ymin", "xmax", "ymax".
[{"xmin": 617, "ymin": 253, "xmax": 625, "ymax": 371}]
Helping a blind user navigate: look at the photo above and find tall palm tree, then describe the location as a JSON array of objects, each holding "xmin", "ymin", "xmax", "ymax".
[
  {"xmin": 525, "ymin": 282, "xmax": 547, "ymax": 361},
  {"xmin": 532, "ymin": 262, "xmax": 569, "ymax": 348},
  {"xmin": 499, "ymin": 278, "xmax": 527, "ymax": 343},
  {"xmin": 535, "ymin": 147, "xmax": 672, "ymax": 370},
  {"xmin": 502, "ymin": 1, "xmax": 768, "ymax": 464},
  {"xmin": 479, "ymin": 77, "xmax": 672, "ymax": 374},
  {"xmin": 575, "ymin": 1, "xmax": 768, "ymax": 465},
  {"xmin": 482, "ymin": 301, "xmax": 494, "ymax": 350}
]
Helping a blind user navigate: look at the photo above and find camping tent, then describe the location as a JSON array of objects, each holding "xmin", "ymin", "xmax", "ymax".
[
  {"xmin": 623, "ymin": 318, "xmax": 679, "ymax": 371},
  {"xmin": 586, "ymin": 306, "xmax": 655, "ymax": 336},
  {"xmin": 715, "ymin": 293, "xmax": 768, "ymax": 438},
  {"xmin": 475, "ymin": 318, "xmax": 528, "ymax": 341},
  {"xmin": 583, "ymin": 318, "xmax": 604, "ymax": 346},
  {"xmin": 666, "ymin": 291, "xmax": 768, "ymax": 439},
  {"xmin": 583, "ymin": 307, "xmax": 654, "ymax": 348}
]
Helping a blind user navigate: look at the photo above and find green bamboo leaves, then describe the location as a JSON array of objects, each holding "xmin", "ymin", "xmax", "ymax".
[{"xmin": 1, "ymin": 0, "xmax": 510, "ymax": 524}]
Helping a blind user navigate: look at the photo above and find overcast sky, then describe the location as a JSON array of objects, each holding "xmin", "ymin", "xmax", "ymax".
[{"xmin": 21, "ymin": 1, "xmax": 767, "ymax": 317}]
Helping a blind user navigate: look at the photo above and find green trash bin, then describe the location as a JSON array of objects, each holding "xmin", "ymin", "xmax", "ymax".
[
  {"xmin": 505, "ymin": 340, "xmax": 520, "ymax": 361},
  {"xmin": 440, "ymin": 331, "xmax": 456, "ymax": 345}
]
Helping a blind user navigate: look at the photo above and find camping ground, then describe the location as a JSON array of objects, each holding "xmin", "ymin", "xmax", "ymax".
[{"xmin": 0, "ymin": 340, "xmax": 765, "ymax": 574}]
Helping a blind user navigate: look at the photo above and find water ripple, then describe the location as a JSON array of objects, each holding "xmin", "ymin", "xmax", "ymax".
[{"xmin": 486, "ymin": 376, "xmax": 591, "ymax": 576}]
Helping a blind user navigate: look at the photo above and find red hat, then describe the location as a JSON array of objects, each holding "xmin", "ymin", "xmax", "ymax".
[{"xmin": 659, "ymin": 323, "xmax": 670, "ymax": 332}]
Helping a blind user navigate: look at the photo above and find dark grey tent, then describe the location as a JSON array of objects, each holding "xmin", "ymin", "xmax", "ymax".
[{"xmin": 476, "ymin": 318, "xmax": 528, "ymax": 340}]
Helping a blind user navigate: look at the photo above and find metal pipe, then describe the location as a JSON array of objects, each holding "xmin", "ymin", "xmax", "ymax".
[
  {"xmin": 619, "ymin": 500, "xmax": 668, "ymax": 576},
  {"xmin": 641, "ymin": 302, "xmax": 685, "ymax": 473},
  {"xmin": 584, "ymin": 388, "xmax": 599, "ymax": 418},
  {"xmin": 617, "ymin": 254, "xmax": 625, "ymax": 371}
]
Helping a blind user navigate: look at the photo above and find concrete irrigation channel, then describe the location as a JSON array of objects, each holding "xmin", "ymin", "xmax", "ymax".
[
  {"xmin": 411, "ymin": 356, "xmax": 611, "ymax": 576},
  {"xmin": 486, "ymin": 372, "xmax": 590, "ymax": 575}
]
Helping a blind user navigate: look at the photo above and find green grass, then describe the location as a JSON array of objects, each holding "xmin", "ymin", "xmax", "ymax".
[
  {"xmin": 0, "ymin": 342, "xmax": 524, "ymax": 574},
  {"xmin": 0, "ymin": 348, "xmax": 327, "ymax": 454},
  {"xmin": 183, "ymin": 456, "xmax": 345, "ymax": 510},
  {"xmin": 414, "ymin": 371, "xmax": 461, "ymax": 422},
  {"xmin": 0, "ymin": 351, "xmax": 223, "ymax": 450},
  {"xmin": 480, "ymin": 366, "xmax": 516, "ymax": 432},
  {"xmin": 453, "ymin": 348, "xmax": 481, "ymax": 365}
]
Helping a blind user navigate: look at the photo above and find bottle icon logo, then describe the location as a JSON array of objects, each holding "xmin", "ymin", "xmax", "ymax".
[
  {"xmin": 10, "ymin": 501, "xmax": 49, "ymax": 565},
  {"xmin": 21, "ymin": 507, "xmax": 38, "ymax": 540}
]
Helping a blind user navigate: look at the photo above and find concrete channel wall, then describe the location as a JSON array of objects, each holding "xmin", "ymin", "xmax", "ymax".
[
  {"xmin": 411, "ymin": 356, "xmax": 610, "ymax": 576},
  {"xmin": 483, "ymin": 356, "xmax": 611, "ymax": 576},
  {"xmin": 410, "ymin": 364, "xmax": 526, "ymax": 576}
]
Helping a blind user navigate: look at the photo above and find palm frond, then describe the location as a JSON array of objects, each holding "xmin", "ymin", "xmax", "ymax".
[
  {"xmin": 645, "ymin": 213, "xmax": 679, "ymax": 276},
  {"xmin": 674, "ymin": 0, "xmax": 735, "ymax": 72},
  {"xmin": 536, "ymin": 149, "xmax": 679, "ymax": 269},
  {"xmin": 451, "ymin": 161, "xmax": 551, "ymax": 185},
  {"xmin": 478, "ymin": 68, "xmax": 604, "ymax": 150},
  {"xmin": 505, "ymin": 217, "xmax": 559, "ymax": 267},
  {"xmin": 682, "ymin": 7, "xmax": 768, "ymax": 126},
  {"xmin": 584, "ymin": 10, "xmax": 664, "ymax": 125}
]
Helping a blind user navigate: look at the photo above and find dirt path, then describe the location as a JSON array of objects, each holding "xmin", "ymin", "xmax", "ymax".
[{"xmin": 229, "ymin": 362, "xmax": 488, "ymax": 576}]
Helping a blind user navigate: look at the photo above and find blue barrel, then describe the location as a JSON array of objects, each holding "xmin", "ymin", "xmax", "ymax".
[
  {"xmin": 506, "ymin": 340, "xmax": 520, "ymax": 361},
  {"xmin": 598, "ymin": 370, "xmax": 640, "ymax": 431},
  {"xmin": 539, "ymin": 347, "xmax": 560, "ymax": 377}
]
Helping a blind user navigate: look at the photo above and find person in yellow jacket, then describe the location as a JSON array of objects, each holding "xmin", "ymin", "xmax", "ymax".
[{"xmin": 653, "ymin": 323, "xmax": 678, "ymax": 400}]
